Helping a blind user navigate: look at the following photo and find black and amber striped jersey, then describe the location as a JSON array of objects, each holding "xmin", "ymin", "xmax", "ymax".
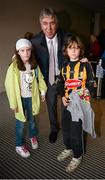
[{"xmin": 60, "ymin": 59, "xmax": 95, "ymax": 98}]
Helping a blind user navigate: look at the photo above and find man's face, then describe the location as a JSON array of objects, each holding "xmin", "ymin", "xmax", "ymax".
[{"xmin": 40, "ymin": 15, "xmax": 58, "ymax": 39}]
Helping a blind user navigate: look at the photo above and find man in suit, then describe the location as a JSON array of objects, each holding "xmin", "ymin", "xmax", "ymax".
[{"xmin": 31, "ymin": 8, "xmax": 65, "ymax": 143}]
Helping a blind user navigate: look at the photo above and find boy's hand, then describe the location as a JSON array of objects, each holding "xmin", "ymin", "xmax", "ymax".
[{"xmin": 62, "ymin": 96, "xmax": 70, "ymax": 106}]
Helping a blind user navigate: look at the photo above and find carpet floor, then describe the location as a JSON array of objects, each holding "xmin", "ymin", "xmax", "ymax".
[{"xmin": 0, "ymin": 92, "xmax": 105, "ymax": 179}]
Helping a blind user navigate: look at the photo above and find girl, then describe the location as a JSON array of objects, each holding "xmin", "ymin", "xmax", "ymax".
[
  {"xmin": 5, "ymin": 38, "xmax": 47, "ymax": 158},
  {"xmin": 57, "ymin": 35, "xmax": 95, "ymax": 172}
]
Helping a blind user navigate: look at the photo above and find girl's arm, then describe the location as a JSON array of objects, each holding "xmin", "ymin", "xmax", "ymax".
[
  {"xmin": 37, "ymin": 66, "xmax": 47, "ymax": 96},
  {"xmin": 5, "ymin": 62, "xmax": 18, "ymax": 109}
]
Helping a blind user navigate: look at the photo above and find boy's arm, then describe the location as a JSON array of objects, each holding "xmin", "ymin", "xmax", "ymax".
[{"xmin": 85, "ymin": 62, "xmax": 95, "ymax": 96}]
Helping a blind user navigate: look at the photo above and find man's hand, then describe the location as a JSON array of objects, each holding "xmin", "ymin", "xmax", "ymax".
[
  {"xmin": 80, "ymin": 57, "xmax": 88, "ymax": 63},
  {"xmin": 62, "ymin": 96, "xmax": 70, "ymax": 106}
]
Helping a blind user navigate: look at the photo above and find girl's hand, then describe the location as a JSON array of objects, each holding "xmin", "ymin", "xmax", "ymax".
[
  {"xmin": 11, "ymin": 107, "xmax": 18, "ymax": 113},
  {"xmin": 62, "ymin": 96, "xmax": 70, "ymax": 106},
  {"xmin": 41, "ymin": 95, "xmax": 46, "ymax": 102}
]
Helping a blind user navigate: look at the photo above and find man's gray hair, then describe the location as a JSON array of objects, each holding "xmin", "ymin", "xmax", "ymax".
[{"xmin": 39, "ymin": 8, "xmax": 58, "ymax": 23}]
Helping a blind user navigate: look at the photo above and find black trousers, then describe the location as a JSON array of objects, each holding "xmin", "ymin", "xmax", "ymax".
[
  {"xmin": 61, "ymin": 105, "xmax": 84, "ymax": 158},
  {"xmin": 46, "ymin": 82, "xmax": 61, "ymax": 132}
]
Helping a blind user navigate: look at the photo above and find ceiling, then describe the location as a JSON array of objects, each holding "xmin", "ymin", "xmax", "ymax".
[{"xmin": 71, "ymin": 0, "xmax": 105, "ymax": 14}]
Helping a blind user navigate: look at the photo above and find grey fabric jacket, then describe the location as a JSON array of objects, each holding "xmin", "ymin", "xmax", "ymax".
[{"xmin": 67, "ymin": 90, "xmax": 96, "ymax": 138}]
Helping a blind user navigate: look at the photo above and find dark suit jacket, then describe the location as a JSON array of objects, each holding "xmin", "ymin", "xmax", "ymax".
[{"xmin": 31, "ymin": 27, "xmax": 65, "ymax": 83}]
